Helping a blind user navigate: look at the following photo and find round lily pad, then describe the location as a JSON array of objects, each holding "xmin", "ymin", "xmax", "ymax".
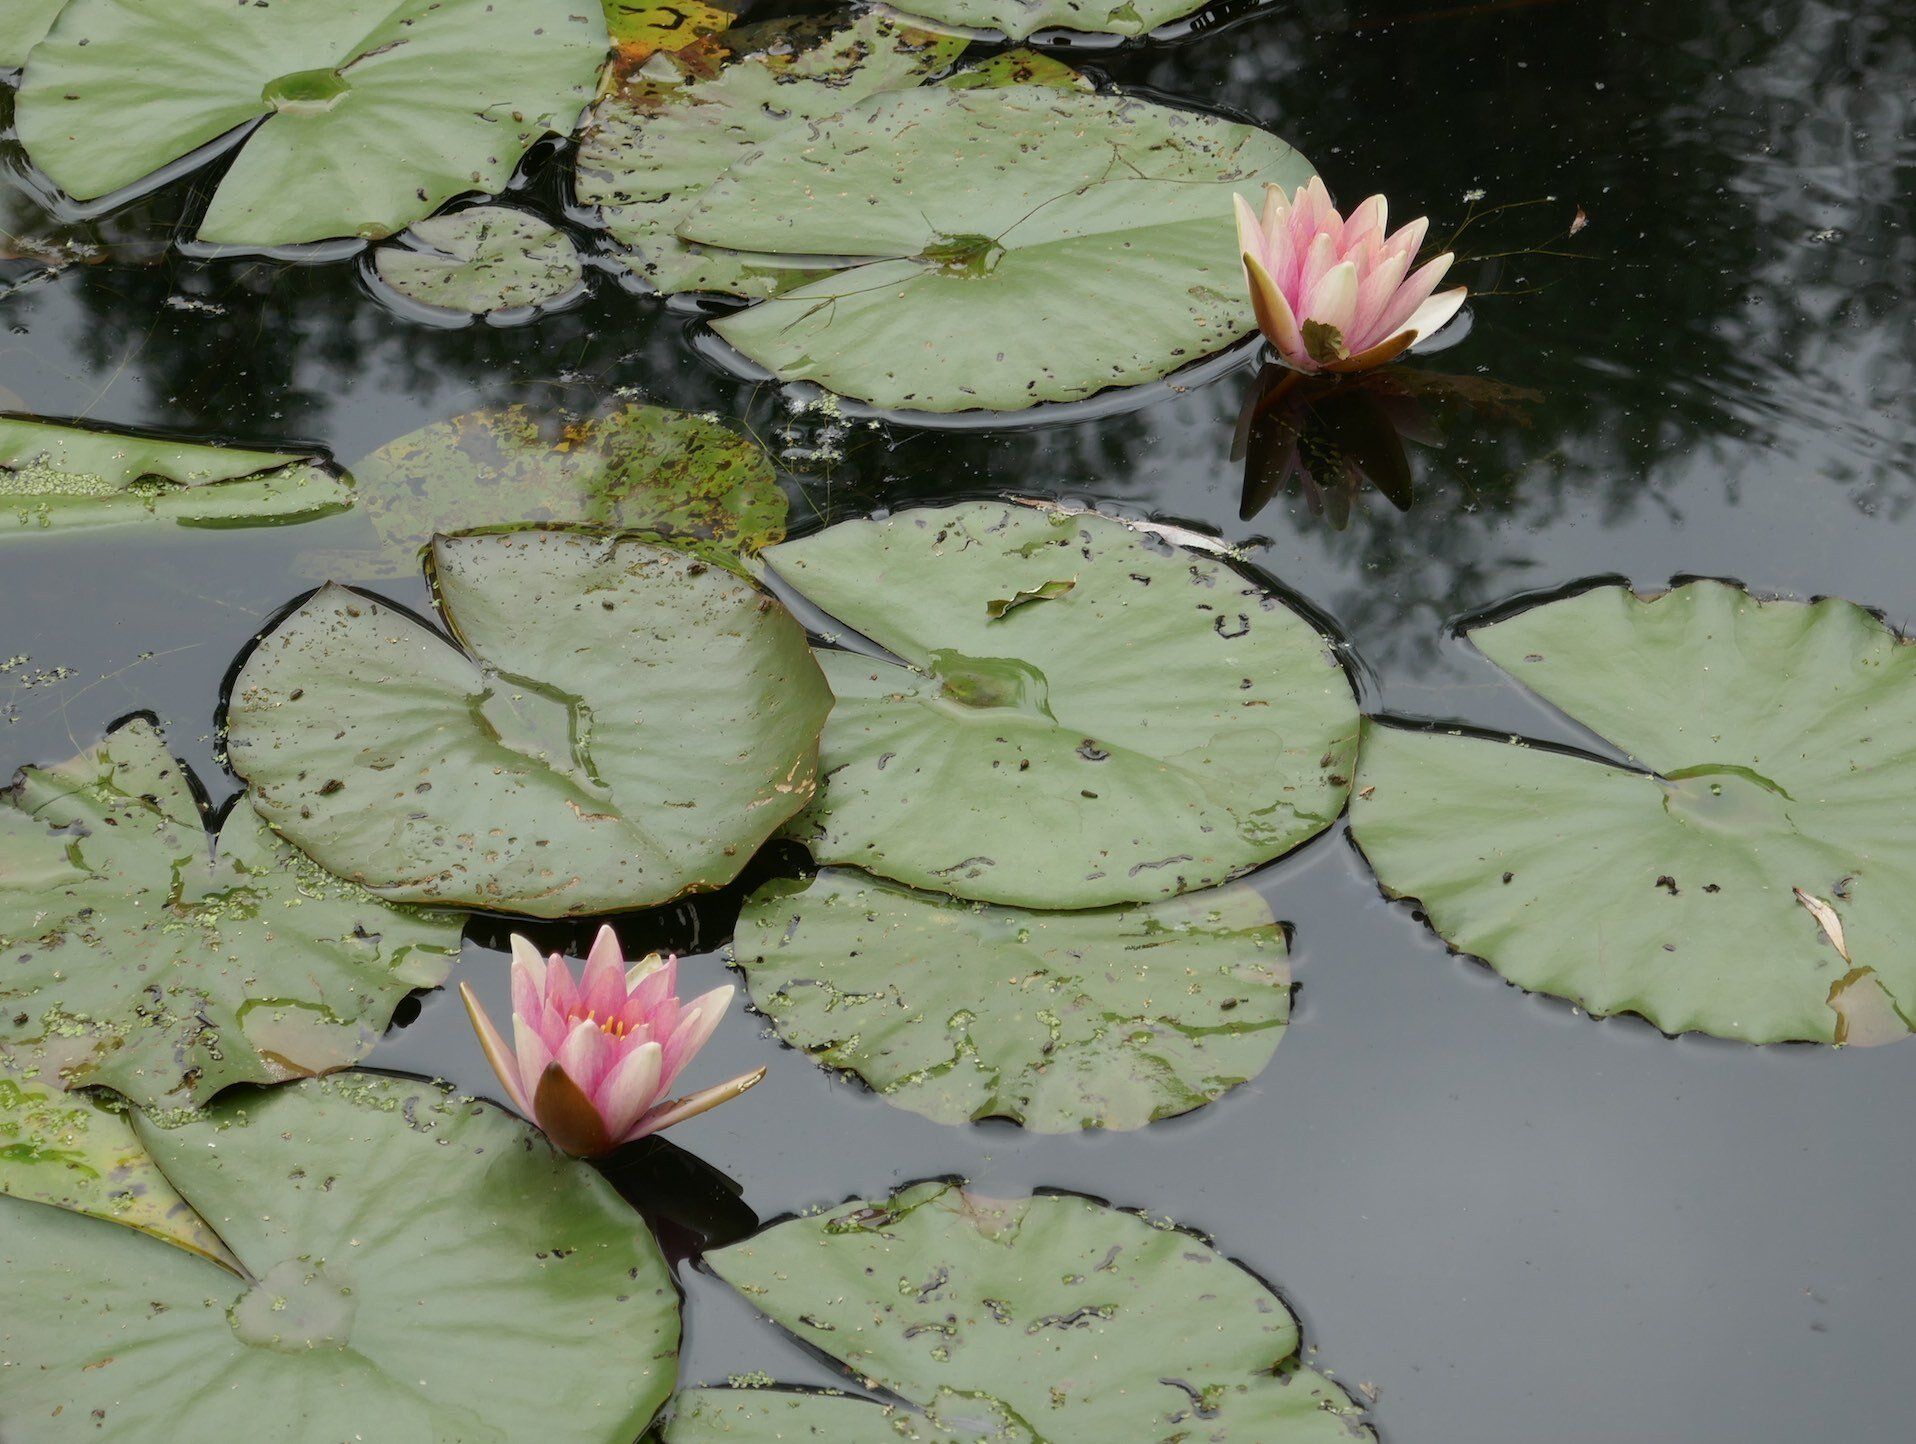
[
  {"xmin": 0, "ymin": 1064, "xmax": 235, "ymax": 1267},
  {"xmin": 0, "ymin": 415, "xmax": 351, "ymax": 534},
  {"xmin": 0, "ymin": 718, "xmax": 461, "ymax": 1110},
  {"xmin": 679, "ymin": 86, "xmax": 1312, "ymax": 411},
  {"xmin": 371, "ymin": 206, "xmax": 584, "ymax": 320},
  {"xmin": 0, "ymin": 1073, "xmax": 678, "ymax": 1442},
  {"xmin": 1350, "ymin": 581, "xmax": 1916, "ymax": 1044},
  {"xmin": 227, "ymin": 530, "xmax": 833, "ymax": 917},
  {"xmin": 882, "ymin": 0, "xmax": 1208, "ymax": 40},
  {"xmin": 696, "ymin": 1181, "xmax": 1371, "ymax": 1442},
  {"xmin": 320, "ymin": 403, "xmax": 787, "ymax": 579},
  {"xmin": 766, "ymin": 502, "xmax": 1358, "ymax": 909},
  {"xmin": 15, "ymin": 0, "xmax": 607, "ymax": 247},
  {"xmin": 732, "ymin": 869, "xmax": 1290, "ymax": 1131}
]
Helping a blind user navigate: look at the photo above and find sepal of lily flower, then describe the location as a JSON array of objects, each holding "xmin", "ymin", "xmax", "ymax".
[
  {"xmin": 533, "ymin": 1062, "xmax": 615, "ymax": 1157},
  {"xmin": 1323, "ymin": 330, "xmax": 1419, "ymax": 374},
  {"xmin": 1241, "ymin": 250, "xmax": 1307, "ymax": 369},
  {"xmin": 459, "ymin": 981, "xmax": 531, "ymax": 1115},
  {"xmin": 1324, "ymin": 286, "xmax": 1469, "ymax": 373},
  {"xmin": 623, "ymin": 1067, "xmax": 768, "ymax": 1144}
]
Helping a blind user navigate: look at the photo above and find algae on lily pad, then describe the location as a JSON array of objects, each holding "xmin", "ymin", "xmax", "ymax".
[
  {"xmin": 0, "ymin": 1074, "xmax": 679, "ymax": 1443},
  {"xmin": 767, "ymin": 502, "xmax": 1358, "ymax": 909},
  {"xmin": 695, "ymin": 1181, "xmax": 1371, "ymax": 1442},
  {"xmin": 0, "ymin": 415, "xmax": 351, "ymax": 534},
  {"xmin": 577, "ymin": 11, "xmax": 966, "ymax": 299},
  {"xmin": 1351, "ymin": 580, "xmax": 1916, "ymax": 1044},
  {"xmin": 14, "ymin": 0, "xmax": 608, "ymax": 247},
  {"xmin": 371, "ymin": 206, "xmax": 584, "ymax": 320},
  {"xmin": 882, "ymin": 0, "xmax": 1209, "ymax": 41},
  {"xmin": 0, "ymin": 718, "xmax": 461, "ymax": 1110},
  {"xmin": 227, "ymin": 530, "xmax": 832, "ymax": 917},
  {"xmin": 681, "ymin": 86, "xmax": 1312, "ymax": 411},
  {"xmin": 324, "ymin": 402, "xmax": 786, "ymax": 579},
  {"xmin": 732, "ymin": 870, "xmax": 1290, "ymax": 1130},
  {"xmin": 657, "ymin": 1387, "xmax": 1033, "ymax": 1442},
  {"xmin": 0, "ymin": 1064, "xmax": 236, "ymax": 1267}
]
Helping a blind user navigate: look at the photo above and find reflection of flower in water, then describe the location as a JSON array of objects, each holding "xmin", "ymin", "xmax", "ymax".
[{"xmin": 1234, "ymin": 364, "xmax": 1540, "ymax": 528}]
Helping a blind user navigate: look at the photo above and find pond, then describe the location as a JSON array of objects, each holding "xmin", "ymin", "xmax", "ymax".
[{"xmin": 2, "ymin": 1, "xmax": 1912, "ymax": 1440}]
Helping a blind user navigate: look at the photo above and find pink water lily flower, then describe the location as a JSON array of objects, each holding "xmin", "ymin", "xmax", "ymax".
[
  {"xmin": 1235, "ymin": 177, "xmax": 1468, "ymax": 374},
  {"xmin": 460, "ymin": 926, "xmax": 763, "ymax": 1157}
]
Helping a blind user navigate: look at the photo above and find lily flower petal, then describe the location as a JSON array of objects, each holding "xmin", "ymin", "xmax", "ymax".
[{"xmin": 597, "ymin": 1040, "xmax": 665, "ymax": 1142}]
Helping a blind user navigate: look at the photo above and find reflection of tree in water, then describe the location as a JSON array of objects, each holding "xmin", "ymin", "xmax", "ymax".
[
  {"xmin": 0, "ymin": 0, "xmax": 1907, "ymax": 679},
  {"xmin": 1125, "ymin": 0, "xmax": 1912, "ymax": 498}
]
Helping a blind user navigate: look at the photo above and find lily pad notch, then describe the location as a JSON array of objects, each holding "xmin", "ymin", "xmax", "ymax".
[
  {"xmin": 13, "ymin": 0, "xmax": 610, "ymax": 247},
  {"xmin": 676, "ymin": 86, "xmax": 1314, "ymax": 412},
  {"xmin": 226, "ymin": 529, "xmax": 833, "ymax": 917},
  {"xmin": 1350, "ymin": 579, "xmax": 1916, "ymax": 1045},
  {"xmin": 0, "ymin": 414, "xmax": 352, "ymax": 534},
  {"xmin": 765, "ymin": 502, "xmax": 1359, "ymax": 909}
]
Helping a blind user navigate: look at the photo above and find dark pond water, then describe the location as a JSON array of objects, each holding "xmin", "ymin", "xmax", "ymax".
[{"xmin": 4, "ymin": 1, "xmax": 1913, "ymax": 1439}]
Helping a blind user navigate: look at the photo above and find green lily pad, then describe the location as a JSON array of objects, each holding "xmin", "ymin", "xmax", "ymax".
[
  {"xmin": 0, "ymin": 718, "xmax": 461, "ymax": 1110},
  {"xmin": 883, "ymin": 0, "xmax": 1208, "ymax": 40},
  {"xmin": 1350, "ymin": 581, "xmax": 1916, "ymax": 1044},
  {"xmin": 0, "ymin": 0, "xmax": 62, "ymax": 66},
  {"xmin": 732, "ymin": 870, "xmax": 1289, "ymax": 1131},
  {"xmin": 698, "ymin": 1181, "xmax": 1371, "ymax": 1442},
  {"xmin": 576, "ymin": 12, "xmax": 966, "ymax": 299},
  {"xmin": 766, "ymin": 502, "xmax": 1358, "ymax": 909},
  {"xmin": 227, "ymin": 530, "xmax": 833, "ymax": 917},
  {"xmin": 0, "ymin": 415, "xmax": 351, "ymax": 534},
  {"xmin": 15, "ymin": 0, "xmax": 607, "ymax": 247},
  {"xmin": 371, "ymin": 206, "xmax": 584, "ymax": 319},
  {"xmin": 656, "ymin": 1387, "xmax": 1032, "ymax": 1442},
  {"xmin": 314, "ymin": 403, "xmax": 786, "ymax": 580},
  {"xmin": 0, "ymin": 1064, "xmax": 236, "ymax": 1267},
  {"xmin": 0, "ymin": 1073, "xmax": 678, "ymax": 1442},
  {"xmin": 680, "ymin": 86, "xmax": 1311, "ymax": 411}
]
